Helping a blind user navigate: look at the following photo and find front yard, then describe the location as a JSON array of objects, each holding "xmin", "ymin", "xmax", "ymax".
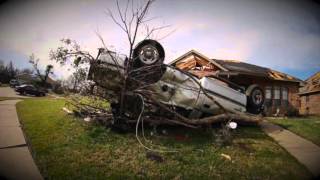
[
  {"xmin": 16, "ymin": 98, "xmax": 312, "ymax": 179},
  {"xmin": 269, "ymin": 116, "xmax": 320, "ymax": 146}
]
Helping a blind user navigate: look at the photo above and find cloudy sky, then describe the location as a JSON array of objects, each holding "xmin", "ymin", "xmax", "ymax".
[{"xmin": 0, "ymin": 0, "xmax": 319, "ymax": 80}]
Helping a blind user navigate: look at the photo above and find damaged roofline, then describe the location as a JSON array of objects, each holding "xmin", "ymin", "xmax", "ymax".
[
  {"xmin": 168, "ymin": 50, "xmax": 229, "ymax": 72},
  {"xmin": 218, "ymin": 71, "xmax": 304, "ymax": 85}
]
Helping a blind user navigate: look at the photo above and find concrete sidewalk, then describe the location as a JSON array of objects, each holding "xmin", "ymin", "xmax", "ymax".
[
  {"xmin": 260, "ymin": 121, "xmax": 320, "ymax": 177},
  {"xmin": 0, "ymin": 100, "xmax": 42, "ymax": 180}
]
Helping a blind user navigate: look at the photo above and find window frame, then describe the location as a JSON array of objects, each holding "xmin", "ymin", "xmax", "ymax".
[
  {"xmin": 281, "ymin": 87, "xmax": 288, "ymax": 101},
  {"xmin": 265, "ymin": 86, "xmax": 272, "ymax": 99},
  {"xmin": 273, "ymin": 86, "xmax": 280, "ymax": 100}
]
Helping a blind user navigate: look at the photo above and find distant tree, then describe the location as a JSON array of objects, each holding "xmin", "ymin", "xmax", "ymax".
[
  {"xmin": 0, "ymin": 60, "xmax": 18, "ymax": 83},
  {"xmin": 44, "ymin": 64, "xmax": 54, "ymax": 83},
  {"xmin": 7, "ymin": 61, "xmax": 16, "ymax": 79},
  {"xmin": 0, "ymin": 60, "xmax": 5, "ymax": 83},
  {"xmin": 29, "ymin": 53, "xmax": 54, "ymax": 87},
  {"xmin": 0, "ymin": 60, "xmax": 4, "ymax": 70}
]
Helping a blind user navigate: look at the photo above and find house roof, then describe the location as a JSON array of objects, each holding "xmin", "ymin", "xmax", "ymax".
[
  {"xmin": 214, "ymin": 59, "xmax": 303, "ymax": 83},
  {"xmin": 46, "ymin": 76, "xmax": 58, "ymax": 85},
  {"xmin": 168, "ymin": 50, "xmax": 229, "ymax": 71},
  {"xmin": 168, "ymin": 50, "xmax": 303, "ymax": 83},
  {"xmin": 299, "ymin": 71, "xmax": 320, "ymax": 95}
]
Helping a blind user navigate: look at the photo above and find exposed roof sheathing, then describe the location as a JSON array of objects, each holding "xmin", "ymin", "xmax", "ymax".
[
  {"xmin": 299, "ymin": 72, "xmax": 320, "ymax": 95},
  {"xmin": 169, "ymin": 50, "xmax": 228, "ymax": 71},
  {"xmin": 169, "ymin": 50, "xmax": 303, "ymax": 83}
]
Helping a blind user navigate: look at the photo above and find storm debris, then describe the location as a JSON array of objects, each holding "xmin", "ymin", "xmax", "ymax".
[
  {"xmin": 220, "ymin": 153, "xmax": 232, "ymax": 161},
  {"xmin": 146, "ymin": 151, "xmax": 164, "ymax": 163}
]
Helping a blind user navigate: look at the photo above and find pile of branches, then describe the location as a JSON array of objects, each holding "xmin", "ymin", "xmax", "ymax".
[{"xmin": 65, "ymin": 95, "xmax": 113, "ymax": 125}]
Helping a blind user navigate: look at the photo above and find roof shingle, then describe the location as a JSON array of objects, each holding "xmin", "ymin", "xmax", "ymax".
[{"xmin": 214, "ymin": 59, "xmax": 302, "ymax": 83}]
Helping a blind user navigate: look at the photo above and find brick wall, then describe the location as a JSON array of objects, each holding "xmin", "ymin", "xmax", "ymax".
[
  {"xmin": 300, "ymin": 92, "xmax": 320, "ymax": 115},
  {"xmin": 226, "ymin": 75, "xmax": 300, "ymax": 116},
  {"xmin": 262, "ymin": 81, "xmax": 300, "ymax": 116}
]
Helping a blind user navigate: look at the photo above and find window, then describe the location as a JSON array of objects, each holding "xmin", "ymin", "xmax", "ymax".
[
  {"xmin": 265, "ymin": 86, "xmax": 272, "ymax": 99},
  {"xmin": 264, "ymin": 86, "xmax": 272, "ymax": 107},
  {"xmin": 282, "ymin": 87, "xmax": 288, "ymax": 100},
  {"xmin": 273, "ymin": 86, "xmax": 280, "ymax": 99},
  {"xmin": 306, "ymin": 95, "xmax": 309, "ymax": 102}
]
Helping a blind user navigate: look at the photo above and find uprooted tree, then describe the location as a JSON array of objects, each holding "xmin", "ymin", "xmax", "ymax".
[{"xmin": 50, "ymin": 0, "xmax": 262, "ymax": 132}]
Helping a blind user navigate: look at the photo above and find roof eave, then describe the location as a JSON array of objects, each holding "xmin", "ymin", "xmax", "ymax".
[{"xmin": 168, "ymin": 50, "xmax": 229, "ymax": 71}]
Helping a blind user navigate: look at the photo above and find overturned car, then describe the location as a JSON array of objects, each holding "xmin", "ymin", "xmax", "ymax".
[{"xmin": 88, "ymin": 40, "xmax": 263, "ymax": 127}]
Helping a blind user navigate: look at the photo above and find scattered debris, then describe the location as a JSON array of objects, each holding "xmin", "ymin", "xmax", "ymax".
[
  {"xmin": 146, "ymin": 151, "xmax": 164, "ymax": 163},
  {"xmin": 84, "ymin": 117, "xmax": 91, "ymax": 122},
  {"xmin": 161, "ymin": 129, "xmax": 168, "ymax": 135},
  {"xmin": 220, "ymin": 153, "xmax": 231, "ymax": 161},
  {"xmin": 273, "ymin": 108, "xmax": 280, "ymax": 117},
  {"xmin": 227, "ymin": 122, "xmax": 237, "ymax": 129},
  {"xmin": 62, "ymin": 107, "xmax": 73, "ymax": 114}
]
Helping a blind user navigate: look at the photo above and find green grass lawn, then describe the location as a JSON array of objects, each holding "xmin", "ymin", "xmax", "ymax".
[
  {"xmin": 16, "ymin": 98, "xmax": 312, "ymax": 179},
  {"xmin": 269, "ymin": 116, "xmax": 320, "ymax": 146}
]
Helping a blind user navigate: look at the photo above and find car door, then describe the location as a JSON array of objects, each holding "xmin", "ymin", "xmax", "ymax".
[
  {"xmin": 24, "ymin": 86, "xmax": 32, "ymax": 94},
  {"xmin": 25, "ymin": 85, "xmax": 35, "ymax": 95},
  {"xmin": 29, "ymin": 86, "xmax": 37, "ymax": 95}
]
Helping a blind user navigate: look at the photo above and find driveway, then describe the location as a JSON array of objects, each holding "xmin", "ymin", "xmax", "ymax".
[{"xmin": 0, "ymin": 87, "xmax": 30, "ymax": 98}]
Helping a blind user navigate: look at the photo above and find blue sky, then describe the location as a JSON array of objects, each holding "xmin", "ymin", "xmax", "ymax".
[{"xmin": 0, "ymin": 0, "xmax": 319, "ymax": 80}]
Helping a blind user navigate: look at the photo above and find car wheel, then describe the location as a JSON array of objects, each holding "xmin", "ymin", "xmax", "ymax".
[
  {"xmin": 133, "ymin": 39, "xmax": 165, "ymax": 67},
  {"xmin": 246, "ymin": 85, "xmax": 264, "ymax": 114},
  {"xmin": 130, "ymin": 39, "xmax": 166, "ymax": 85}
]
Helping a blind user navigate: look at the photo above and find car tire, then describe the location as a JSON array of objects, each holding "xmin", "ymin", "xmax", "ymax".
[
  {"xmin": 130, "ymin": 39, "xmax": 166, "ymax": 85},
  {"xmin": 246, "ymin": 84, "xmax": 264, "ymax": 114},
  {"xmin": 132, "ymin": 39, "xmax": 165, "ymax": 67}
]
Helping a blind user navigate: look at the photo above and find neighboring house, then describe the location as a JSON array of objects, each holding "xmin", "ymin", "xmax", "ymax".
[
  {"xmin": 299, "ymin": 72, "xmax": 320, "ymax": 115},
  {"xmin": 46, "ymin": 76, "xmax": 58, "ymax": 87},
  {"xmin": 169, "ymin": 50, "xmax": 303, "ymax": 116}
]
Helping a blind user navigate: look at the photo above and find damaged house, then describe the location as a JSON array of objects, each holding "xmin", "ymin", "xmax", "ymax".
[
  {"xmin": 169, "ymin": 50, "xmax": 303, "ymax": 116},
  {"xmin": 299, "ymin": 72, "xmax": 320, "ymax": 116}
]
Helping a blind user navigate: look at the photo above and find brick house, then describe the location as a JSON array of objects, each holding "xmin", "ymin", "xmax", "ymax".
[
  {"xmin": 169, "ymin": 50, "xmax": 303, "ymax": 115},
  {"xmin": 299, "ymin": 72, "xmax": 320, "ymax": 115}
]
